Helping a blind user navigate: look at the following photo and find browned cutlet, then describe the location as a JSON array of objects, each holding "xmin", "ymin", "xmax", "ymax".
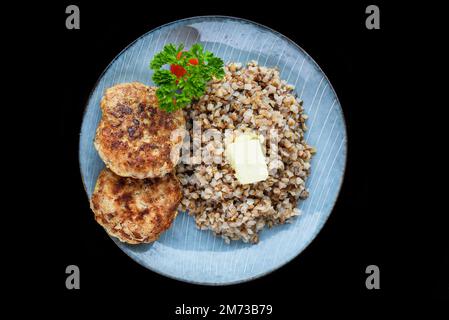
[
  {"xmin": 94, "ymin": 82, "xmax": 185, "ymax": 179},
  {"xmin": 90, "ymin": 168, "xmax": 182, "ymax": 244}
]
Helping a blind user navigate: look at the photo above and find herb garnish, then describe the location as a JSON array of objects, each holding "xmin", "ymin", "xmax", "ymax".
[{"xmin": 150, "ymin": 43, "xmax": 225, "ymax": 112}]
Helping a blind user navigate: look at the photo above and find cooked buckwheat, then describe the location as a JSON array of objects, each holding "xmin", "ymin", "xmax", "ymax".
[{"xmin": 177, "ymin": 61, "xmax": 314, "ymax": 243}]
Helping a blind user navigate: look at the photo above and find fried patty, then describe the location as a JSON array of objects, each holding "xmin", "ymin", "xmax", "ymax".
[
  {"xmin": 94, "ymin": 82, "xmax": 186, "ymax": 179},
  {"xmin": 90, "ymin": 168, "xmax": 182, "ymax": 244}
]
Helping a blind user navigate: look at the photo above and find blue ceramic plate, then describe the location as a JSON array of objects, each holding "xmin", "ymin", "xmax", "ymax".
[{"xmin": 79, "ymin": 16, "xmax": 347, "ymax": 285}]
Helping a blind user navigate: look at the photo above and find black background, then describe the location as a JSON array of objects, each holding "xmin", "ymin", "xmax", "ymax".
[{"xmin": 29, "ymin": 0, "xmax": 448, "ymax": 313}]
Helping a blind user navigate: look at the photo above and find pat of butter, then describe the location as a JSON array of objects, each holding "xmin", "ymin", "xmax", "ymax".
[{"xmin": 225, "ymin": 133, "xmax": 269, "ymax": 184}]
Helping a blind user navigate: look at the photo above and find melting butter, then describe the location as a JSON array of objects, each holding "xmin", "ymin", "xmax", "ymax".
[{"xmin": 225, "ymin": 132, "xmax": 269, "ymax": 184}]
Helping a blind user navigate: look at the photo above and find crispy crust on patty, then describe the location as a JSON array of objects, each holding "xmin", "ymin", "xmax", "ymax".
[
  {"xmin": 90, "ymin": 168, "xmax": 182, "ymax": 244},
  {"xmin": 94, "ymin": 82, "xmax": 186, "ymax": 179}
]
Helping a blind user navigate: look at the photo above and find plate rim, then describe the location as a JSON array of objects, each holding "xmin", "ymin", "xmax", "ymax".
[{"xmin": 78, "ymin": 15, "xmax": 348, "ymax": 286}]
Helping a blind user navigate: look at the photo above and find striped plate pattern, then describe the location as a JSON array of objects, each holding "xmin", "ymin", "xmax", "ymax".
[{"xmin": 79, "ymin": 16, "xmax": 347, "ymax": 285}]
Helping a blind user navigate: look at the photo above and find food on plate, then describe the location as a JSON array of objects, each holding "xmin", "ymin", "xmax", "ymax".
[
  {"xmin": 90, "ymin": 168, "xmax": 182, "ymax": 244},
  {"xmin": 89, "ymin": 42, "xmax": 314, "ymax": 245},
  {"xmin": 150, "ymin": 43, "xmax": 224, "ymax": 111},
  {"xmin": 225, "ymin": 131, "xmax": 269, "ymax": 184},
  {"xmin": 177, "ymin": 61, "xmax": 314, "ymax": 243},
  {"xmin": 94, "ymin": 82, "xmax": 185, "ymax": 179}
]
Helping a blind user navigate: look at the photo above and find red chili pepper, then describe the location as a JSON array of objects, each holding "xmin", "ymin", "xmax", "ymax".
[
  {"xmin": 170, "ymin": 64, "xmax": 187, "ymax": 78},
  {"xmin": 188, "ymin": 58, "xmax": 199, "ymax": 65},
  {"xmin": 176, "ymin": 51, "xmax": 184, "ymax": 60}
]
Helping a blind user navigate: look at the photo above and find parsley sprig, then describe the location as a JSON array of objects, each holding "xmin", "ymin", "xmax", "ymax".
[{"xmin": 150, "ymin": 43, "xmax": 225, "ymax": 112}]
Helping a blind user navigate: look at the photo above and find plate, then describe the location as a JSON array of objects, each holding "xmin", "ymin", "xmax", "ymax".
[{"xmin": 79, "ymin": 16, "xmax": 347, "ymax": 285}]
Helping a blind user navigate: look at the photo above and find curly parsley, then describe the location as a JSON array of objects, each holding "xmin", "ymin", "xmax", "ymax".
[{"xmin": 150, "ymin": 43, "xmax": 225, "ymax": 112}]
